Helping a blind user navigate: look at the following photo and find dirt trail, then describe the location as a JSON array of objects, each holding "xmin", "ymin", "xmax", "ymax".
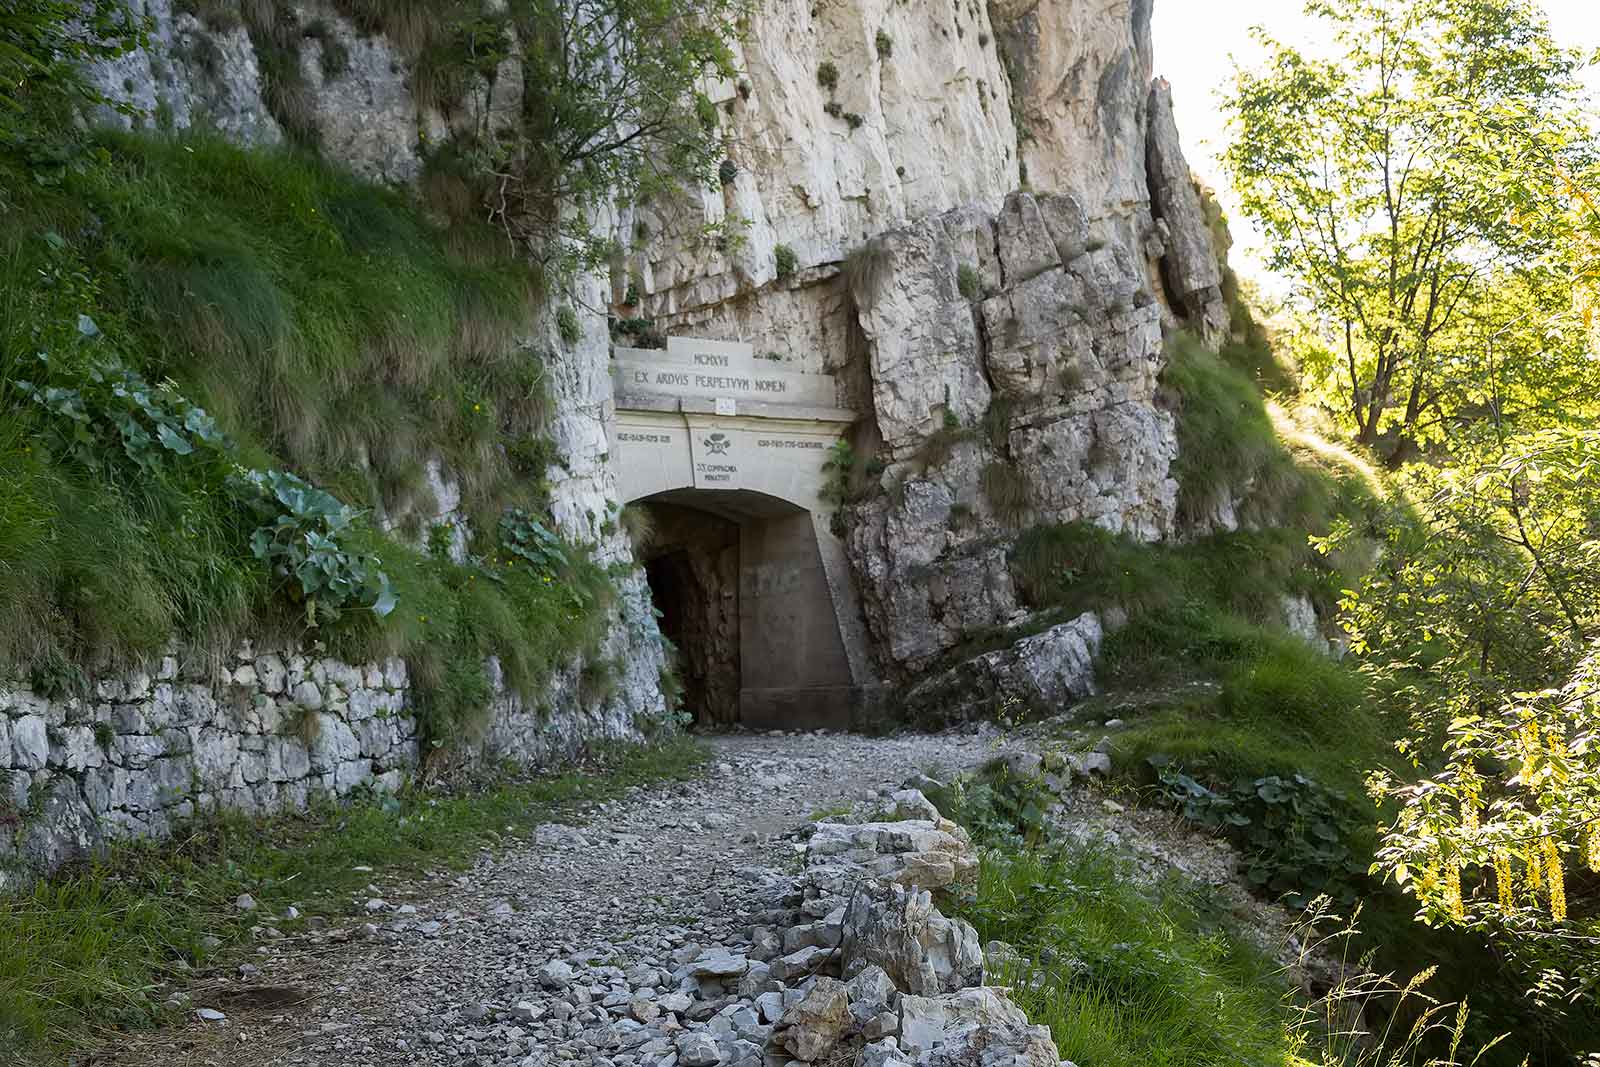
[{"xmin": 99, "ymin": 730, "xmax": 999, "ymax": 1067}]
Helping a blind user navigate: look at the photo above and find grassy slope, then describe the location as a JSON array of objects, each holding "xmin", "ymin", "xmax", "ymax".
[
  {"xmin": 0, "ymin": 738, "xmax": 706, "ymax": 1065},
  {"xmin": 0, "ymin": 131, "xmax": 616, "ymax": 740},
  {"xmin": 931, "ymin": 767, "xmax": 1296, "ymax": 1066},
  {"xmin": 991, "ymin": 334, "xmax": 1583, "ymax": 1065}
]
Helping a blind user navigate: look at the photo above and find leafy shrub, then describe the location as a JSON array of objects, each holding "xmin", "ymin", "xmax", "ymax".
[
  {"xmin": 774, "ymin": 243, "xmax": 798, "ymax": 280},
  {"xmin": 956, "ymin": 262, "xmax": 981, "ymax": 300},
  {"xmin": 718, "ymin": 158, "xmax": 737, "ymax": 184},
  {"xmin": 922, "ymin": 759, "xmax": 1056, "ymax": 849},
  {"xmin": 229, "ymin": 468, "xmax": 396, "ymax": 626},
  {"xmin": 844, "ymin": 111, "xmax": 864, "ymax": 130},
  {"xmin": 817, "ymin": 60, "xmax": 839, "ymax": 91},
  {"xmin": 16, "ymin": 342, "xmax": 227, "ymax": 475},
  {"xmin": 1153, "ymin": 762, "xmax": 1366, "ymax": 908},
  {"xmin": 556, "ymin": 305, "xmax": 582, "ymax": 345},
  {"xmin": 875, "ymin": 29, "xmax": 893, "ymax": 58},
  {"xmin": 823, "ymin": 100, "xmax": 843, "ymax": 119}
]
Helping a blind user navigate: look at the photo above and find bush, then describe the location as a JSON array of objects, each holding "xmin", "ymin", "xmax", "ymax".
[
  {"xmin": 816, "ymin": 60, "xmax": 839, "ymax": 91},
  {"xmin": 956, "ymin": 262, "xmax": 981, "ymax": 300},
  {"xmin": 1154, "ymin": 762, "xmax": 1367, "ymax": 907},
  {"xmin": 981, "ymin": 461, "xmax": 1030, "ymax": 526},
  {"xmin": 875, "ymin": 29, "xmax": 893, "ymax": 58},
  {"xmin": 774, "ymin": 243, "xmax": 798, "ymax": 280},
  {"xmin": 556, "ymin": 305, "xmax": 582, "ymax": 345}
]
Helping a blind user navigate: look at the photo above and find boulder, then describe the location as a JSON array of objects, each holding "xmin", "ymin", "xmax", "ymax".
[
  {"xmin": 776, "ymin": 977, "xmax": 851, "ymax": 1061},
  {"xmin": 841, "ymin": 884, "xmax": 984, "ymax": 997}
]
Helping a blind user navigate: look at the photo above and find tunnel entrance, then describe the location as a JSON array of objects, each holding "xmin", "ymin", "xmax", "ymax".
[
  {"xmin": 632, "ymin": 488, "xmax": 859, "ymax": 730},
  {"xmin": 640, "ymin": 503, "xmax": 741, "ymax": 726},
  {"xmin": 608, "ymin": 335, "xmax": 880, "ymax": 728}
]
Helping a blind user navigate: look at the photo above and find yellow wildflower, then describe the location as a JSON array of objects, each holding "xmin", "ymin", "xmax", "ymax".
[
  {"xmin": 1526, "ymin": 845, "xmax": 1544, "ymax": 892},
  {"xmin": 1493, "ymin": 849, "xmax": 1514, "ymax": 910},
  {"xmin": 1587, "ymin": 823, "xmax": 1600, "ymax": 873},
  {"xmin": 1443, "ymin": 860, "xmax": 1465, "ymax": 922},
  {"xmin": 1518, "ymin": 716, "xmax": 1541, "ymax": 776},
  {"xmin": 1543, "ymin": 838, "xmax": 1567, "ymax": 922}
]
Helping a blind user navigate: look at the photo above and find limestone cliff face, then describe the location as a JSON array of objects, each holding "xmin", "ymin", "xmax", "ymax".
[
  {"xmin": 86, "ymin": 0, "xmax": 1225, "ymax": 689},
  {"xmin": 617, "ymin": 0, "xmax": 1225, "ymax": 675}
]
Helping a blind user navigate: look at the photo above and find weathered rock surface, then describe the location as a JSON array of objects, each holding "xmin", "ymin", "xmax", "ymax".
[
  {"xmin": 841, "ymin": 884, "xmax": 985, "ymax": 996},
  {"xmin": 899, "ymin": 612, "xmax": 1104, "ymax": 722}
]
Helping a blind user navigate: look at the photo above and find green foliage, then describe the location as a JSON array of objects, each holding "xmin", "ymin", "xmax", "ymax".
[
  {"xmin": 816, "ymin": 60, "xmax": 839, "ymax": 91},
  {"xmin": 874, "ymin": 29, "xmax": 893, "ymax": 58},
  {"xmin": 952, "ymin": 845, "xmax": 1291, "ymax": 1067},
  {"xmin": 1163, "ymin": 335, "xmax": 1317, "ymax": 529},
  {"xmin": 412, "ymin": 0, "xmax": 744, "ymax": 271},
  {"xmin": 922, "ymin": 758, "xmax": 1056, "ymax": 850},
  {"xmin": 0, "ymin": 132, "xmax": 617, "ymax": 727},
  {"xmin": 956, "ymin": 262, "xmax": 981, "ymax": 300},
  {"xmin": 825, "ymin": 441, "xmax": 889, "ymax": 508},
  {"xmin": 717, "ymin": 157, "xmax": 737, "ymax": 185},
  {"xmin": 1223, "ymin": 0, "xmax": 1597, "ymax": 454},
  {"xmin": 619, "ymin": 503, "xmax": 655, "ymax": 554},
  {"xmin": 230, "ymin": 468, "xmax": 396, "ymax": 626},
  {"xmin": 16, "ymin": 344, "xmax": 227, "ymax": 475},
  {"xmin": 1155, "ymin": 763, "xmax": 1366, "ymax": 908},
  {"xmin": 1011, "ymin": 522, "xmax": 1339, "ymax": 630},
  {"xmin": 556, "ymin": 304, "xmax": 582, "ymax": 345},
  {"xmin": 0, "ymin": 0, "xmax": 142, "ymax": 134},
  {"xmin": 980, "ymin": 460, "xmax": 1029, "ymax": 526},
  {"xmin": 773, "ymin": 243, "xmax": 797, "ymax": 280},
  {"xmin": 844, "ymin": 111, "xmax": 864, "ymax": 131},
  {"xmin": 0, "ymin": 739, "xmax": 706, "ymax": 1061}
]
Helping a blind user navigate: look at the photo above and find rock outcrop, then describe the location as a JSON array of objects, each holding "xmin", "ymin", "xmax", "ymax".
[{"xmin": 38, "ymin": 0, "xmax": 1234, "ymax": 865}]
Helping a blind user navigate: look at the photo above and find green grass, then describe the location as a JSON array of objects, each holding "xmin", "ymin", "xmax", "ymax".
[
  {"xmin": 1162, "ymin": 334, "xmax": 1378, "ymax": 532},
  {"xmin": 954, "ymin": 845, "xmax": 1293, "ymax": 1067},
  {"xmin": 0, "ymin": 130, "xmax": 599, "ymax": 740},
  {"xmin": 0, "ymin": 738, "xmax": 706, "ymax": 1064}
]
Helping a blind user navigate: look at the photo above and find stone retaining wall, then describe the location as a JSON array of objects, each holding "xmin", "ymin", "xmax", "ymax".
[{"xmin": 0, "ymin": 604, "xmax": 660, "ymax": 891}]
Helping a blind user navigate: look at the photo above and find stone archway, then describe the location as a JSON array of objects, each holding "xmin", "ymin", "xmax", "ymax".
[{"xmin": 608, "ymin": 338, "xmax": 878, "ymax": 729}]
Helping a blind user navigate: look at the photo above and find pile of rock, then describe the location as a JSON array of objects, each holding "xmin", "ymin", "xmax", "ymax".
[{"xmin": 473, "ymin": 787, "xmax": 1068, "ymax": 1067}]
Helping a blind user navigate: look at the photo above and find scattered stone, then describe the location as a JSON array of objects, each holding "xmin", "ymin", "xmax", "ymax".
[
  {"xmin": 677, "ymin": 1030, "xmax": 723, "ymax": 1066},
  {"xmin": 233, "ymin": 893, "xmax": 256, "ymax": 912},
  {"xmin": 776, "ymin": 977, "xmax": 851, "ymax": 1061}
]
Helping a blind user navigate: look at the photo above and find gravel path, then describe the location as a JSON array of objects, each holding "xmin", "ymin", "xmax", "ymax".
[{"xmin": 102, "ymin": 729, "xmax": 1000, "ymax": 1067}]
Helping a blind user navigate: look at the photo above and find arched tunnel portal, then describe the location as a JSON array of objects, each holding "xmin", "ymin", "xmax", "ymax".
[{"xmin": 608, "ymin": 337, "xmax": 878, "ymax": 729}]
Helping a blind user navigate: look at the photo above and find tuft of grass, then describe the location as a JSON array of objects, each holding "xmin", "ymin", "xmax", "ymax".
[
  {"xmin": 956, "ymin": 261, "xmax": 981, "ymax": 301},
  {"xmin": 981, "ymin": 460, "xmax": 1030, "ymax": 526},
  {"xmin": 620, "ymin": 503, "xmax": 655, "ymax": 554},
  {"xmin": 0, "ymin": 739, "xmax": 706, "ymax": 1062},
  {"xmin": 954, "ymin": 845, "xmax": 1292, "ymax": 1067},
  {"xmin": 844, "ymin": 237, "xmax": 894, "ymax": 309}
]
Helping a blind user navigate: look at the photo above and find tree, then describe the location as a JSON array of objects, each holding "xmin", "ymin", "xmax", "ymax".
[
  {"xmin": 1223, "ymin": 0, "xmax": 1596, "ymax": 459},
  {"xmin": 0, "ymin": 0, "xmax": 141, "ymax": 126},
  {"xmin": 432, "ymin": 0, "xmax": 743, "ymax": 269}
]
